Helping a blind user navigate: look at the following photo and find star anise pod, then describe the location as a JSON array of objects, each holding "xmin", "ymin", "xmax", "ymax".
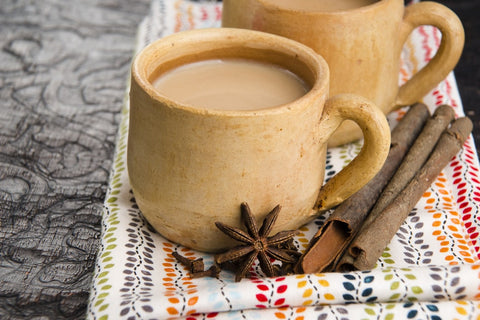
[{"xmin": 214, "ymin": 202, "xmax": 299, "ymax": 282}]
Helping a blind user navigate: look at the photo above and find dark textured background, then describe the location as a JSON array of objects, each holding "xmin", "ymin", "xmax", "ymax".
[
  {"xmin": 0, "ymin": 0, "xmax": 150, "ymax": 318},
  {"xmin": 437, "ymin": 0, "xmax": 480, "ymax": 138},
  {"xmin": 0, "ymin": 0, "xmax": 478, "ymax": 319}
]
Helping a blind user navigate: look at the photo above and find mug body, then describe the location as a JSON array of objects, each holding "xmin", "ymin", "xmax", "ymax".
[
  {"xmin": 222, "ymin": 0, "xmax": 404, "ymax": 145},
  {"xmin": 129, "ymin": 28, "xmax": 330, "ymax": 252}
]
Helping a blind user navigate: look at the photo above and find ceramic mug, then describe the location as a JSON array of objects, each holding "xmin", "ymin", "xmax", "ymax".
[
  {"xmin": 222, "ymin": 0, "xmax": 464, "ymax": 146},
  {"xmin": 128, "ymin": 28, "xmax": 390, "ymax": 252}
]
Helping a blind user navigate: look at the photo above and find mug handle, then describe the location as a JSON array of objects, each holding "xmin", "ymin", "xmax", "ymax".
[
  {"xmin": 394, "ymin": 1, "xmax": 464, "ymax": 108},
  {"xmin": 314, "ymin": 94, "xmax": 390, "ymax": 211}
]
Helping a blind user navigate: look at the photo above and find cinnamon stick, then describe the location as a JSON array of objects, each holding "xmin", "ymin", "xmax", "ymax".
[
  {"xmin": 334, "ymin": 105, "xmax": 455, "ymax": 270},
  {"xmin": 358, "ymin": 105, "xmax": 455, "ymax": 228},
  {"xmin": 295, "ymin": 103, "xmax": 430, "ymax": 274},
  {"xmin": 336, "ymin": 116, "xmax": 473, "ymax": 271}
]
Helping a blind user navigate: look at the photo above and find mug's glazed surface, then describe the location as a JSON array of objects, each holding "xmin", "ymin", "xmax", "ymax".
[
  {"xmin": 222, "ymin": 0, "xmax": 464, "ymax": 146},
  {"xmin": 128, "ymin": 28, "xmax": 390, "ymax": 252}
]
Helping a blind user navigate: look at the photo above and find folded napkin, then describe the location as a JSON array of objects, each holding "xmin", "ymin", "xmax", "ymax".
[{"xmin": 88, "ymin": 1, "xmax": 480, "ymax": 319}]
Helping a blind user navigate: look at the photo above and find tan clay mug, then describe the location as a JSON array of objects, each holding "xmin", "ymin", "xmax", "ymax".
[
  {"xmin": 128, "ymin": 28, "xmax": 390, "ymax": 252},
  {"xmin": 222, "ymin": 0, "xmax": 464, "ymax": 146}
]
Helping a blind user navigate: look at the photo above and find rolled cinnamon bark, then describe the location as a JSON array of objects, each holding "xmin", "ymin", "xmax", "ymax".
[
  {"xmin": 296, "ymin": 103, "xmax": 430, "ymax": 274},
  {"xmin": 336, "ymin": 116, "xmax": 473, "ymax": 271},
  {"xmin": 334, "ymin": 105, "xmax": 455, "ymax": 270},
  {"xmin": 358, "ymin": 105, "xmax": 455, "ymax": 227}
]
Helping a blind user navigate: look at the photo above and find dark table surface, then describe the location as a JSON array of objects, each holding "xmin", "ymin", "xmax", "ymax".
[
  {"xmin": 0, "ymin": 0, "xmax": 478, "ymax": 319},
  {"xmin": 437, "ymin": 0, "xmax": 480, "ymax": 144}
]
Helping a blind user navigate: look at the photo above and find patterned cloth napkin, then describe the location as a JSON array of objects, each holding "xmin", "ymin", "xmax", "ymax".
[{"xmin": 87, "ymin": 1, "xmax": 480, "ymax": 319}]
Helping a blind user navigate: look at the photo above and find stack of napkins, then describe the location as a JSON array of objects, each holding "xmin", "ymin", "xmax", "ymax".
[{"xmin": 87, "ymin": 1, "xmax": 480, "ymax": 319}]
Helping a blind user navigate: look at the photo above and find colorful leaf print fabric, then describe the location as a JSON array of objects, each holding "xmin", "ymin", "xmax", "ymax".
[{"xmin": 87, "ymin": 0, "xmax": 480, "ymax": 319}]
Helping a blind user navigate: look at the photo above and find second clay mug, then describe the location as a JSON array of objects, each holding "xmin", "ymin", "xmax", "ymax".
[
  {"xmin": 222, "ymin": 0, "xmax": 464, "ymax": 146},
  {"xmin": 128, "ymin": 28, "xmax": 391, "ymax": 252}
]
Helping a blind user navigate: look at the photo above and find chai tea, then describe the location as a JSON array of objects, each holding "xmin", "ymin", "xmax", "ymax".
[
  {"xmin": 262, "ymin": 0, "xmax": 378, "ymax": 11},
  {"xmin": 129, "ymin": 28, "xmax": 392, "ymax": 251},
  {"xmin": 151, "ymin": 59, "xmax": 309, "ymax": 111}
]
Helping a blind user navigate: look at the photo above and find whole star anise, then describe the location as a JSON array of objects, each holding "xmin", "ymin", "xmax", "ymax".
[{"xmin": 214, "ymin": 202, "xmax": 299, "ymax": 281}]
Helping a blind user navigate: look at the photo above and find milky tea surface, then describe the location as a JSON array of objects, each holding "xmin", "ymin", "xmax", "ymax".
[{"xmin": 152, "ymin": 59, "xmax": 309, "ymax": 111}]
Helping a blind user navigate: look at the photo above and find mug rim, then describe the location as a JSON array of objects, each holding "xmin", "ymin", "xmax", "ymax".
[
  {"xmin": 131, "ymin": 28, "xmax": 329, "ymax": 117},
  {"xmin": 256, "ymin": 0, "xmax": 391, "ymax": 14}
]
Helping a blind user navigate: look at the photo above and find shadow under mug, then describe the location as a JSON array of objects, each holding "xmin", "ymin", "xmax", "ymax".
[
  {"xmin": 128, "ymin": 28, "xmax": 390, "ymax": 252},
  {"xmin": 222, "ymin": 0, "xmax": 464, "ymax": 146}
]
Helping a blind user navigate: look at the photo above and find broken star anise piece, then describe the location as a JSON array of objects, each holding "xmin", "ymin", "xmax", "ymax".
[{"xmin": 214, "ymin": 202, "xmax": 299, "ymax": 282}]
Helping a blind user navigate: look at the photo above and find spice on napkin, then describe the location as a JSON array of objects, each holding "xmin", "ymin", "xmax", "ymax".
[
  {"xmin": 296, "ymin": 103, "xmax": 431, "ymax": 274},
  {"xmin": 297, "ymin": 104, "xmax": 472, "ymax": 274},
  {"xmin": 337, "ymin": 116, "xmax": 473, "ymax": 271}
]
